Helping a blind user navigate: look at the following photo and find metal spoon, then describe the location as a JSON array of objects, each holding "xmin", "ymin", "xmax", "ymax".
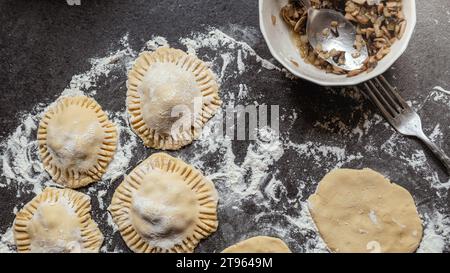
[{"xmin": 300, "ymin": 0, "xmax": 368, "ymax": 71}]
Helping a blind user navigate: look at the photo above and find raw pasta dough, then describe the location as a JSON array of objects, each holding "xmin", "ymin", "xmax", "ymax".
[
  {"xmin": 14, "ymin": 187, "xmax": 103, "ymax": 253},
  {"xmin": 127, "ymin": 47, "xmax": 221, "ymax": 150},
  {"xmin": 108, "ymin": 152, "xmax": 218, "ymax": 253},
  {"xmin": 308, "ymin": 168, "xmax": 423, "ymax": 253},
  {"xmin": 38, "ymin": 96, "xmax": 117, "ymax": 188},
  {"xmin": 222, "ymin": 236, "xmax": 291, "ymax": 253}
]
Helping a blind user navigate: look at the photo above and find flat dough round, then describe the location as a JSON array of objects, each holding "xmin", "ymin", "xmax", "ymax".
[
  {"xmin": 127, "ymin": 47, "xmax": 221, "ymax": 150},
  {"xmin": 308, "ymin": 168, "xmax": 423, "ymax": 253},
  {"xmin": 108, "ymin": 152, "xmax": 218, "ymax": 253},
  {"xmin": 222, "ymin": 236, "xmax": 291, "ymax": 253},
  {"xmin": 38, "ymin": 96, "xmax": 117, "ymax": 188},
  {"xmin": 14, "ymin": 187, "xmax": 103, "ymax": 253}
]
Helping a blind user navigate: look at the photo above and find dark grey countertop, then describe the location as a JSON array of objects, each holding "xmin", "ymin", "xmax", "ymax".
[{"xmin": 0, "ymin": 0, "xmax": 449, "ymax": 253}]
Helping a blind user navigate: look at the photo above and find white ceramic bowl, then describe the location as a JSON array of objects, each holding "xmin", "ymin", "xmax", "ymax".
[{"xmin": 259, "ymin": 0, "xmax": 416, "ymax": 86}]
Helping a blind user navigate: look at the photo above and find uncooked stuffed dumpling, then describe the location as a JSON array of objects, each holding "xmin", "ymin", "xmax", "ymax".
[
  {"xmin": 38, "ymin": 96, "xmax": 117, "ymax": 188},
  {"xmin": 108, "ymin": 152, "xmax": 218, "ymax": 253},
  {"xmin": 14, "ymin": 187, "xmax": 103, "ymax": 253},
  {"xmin": 127, "ymin": 47, "xmax": 221, "ymax": 150}
]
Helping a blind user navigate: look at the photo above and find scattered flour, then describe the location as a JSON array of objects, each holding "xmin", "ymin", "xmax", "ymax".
[
  {"xmin": 236, "ymin": 50, "xmax": 246, "ymax": 74},
  {"xmin": 264, "ymin": 175, "xmax": 285, "ymax": 202},
  {"xmin": 429, "ymin": 124, "xmax": 443, "ymax": 143},
  {"xmin": 417, "ymin": 211, "xmax": 450, "ymax": 253},
  {"xmin": 241, "ymin": 127, "xmax": 284, "ymax": 194},
  {"xmin": 180, "ymin": 28, "xmax": 281, "ymax": 72},
  {"xmin": 433, "ymin": 86, "xmax": 450, "ymax": 95},
  {"xmin": 237, "ymin": 84, "xmax": 249, "ymax": 99},
  {"xmin": 144, "ymin": 36, "xmax": 169, "ymax": 51},
  {"xmin": 283, "ymin": 202, "xmax": 328, "ymax": 253},
  {"xmin": 286, "ymin": 141, "xmax": 363, "ymax": 171},
  {"xmin": 0, "ymin": 227, "xmax": 14, "ymax": 253}
]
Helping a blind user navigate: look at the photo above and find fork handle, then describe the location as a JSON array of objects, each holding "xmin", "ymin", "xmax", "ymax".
[{"xmin": 417, "ymin": 132, "xmax": 450, "ymax": 174}]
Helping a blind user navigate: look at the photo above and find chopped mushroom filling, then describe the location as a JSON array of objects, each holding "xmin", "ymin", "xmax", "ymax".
[{"xmin": 281, "ymin": 0, "xmax": 406, "ymax": 77}]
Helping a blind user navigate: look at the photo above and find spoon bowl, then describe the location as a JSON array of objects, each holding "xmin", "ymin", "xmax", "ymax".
[
  {"xmin": 307, "ymin": 8, "xmax": 368, "ymax": 71},
  {"xmin": 302, "ymin": 0, "xmax": 368, "ymax": 71}
]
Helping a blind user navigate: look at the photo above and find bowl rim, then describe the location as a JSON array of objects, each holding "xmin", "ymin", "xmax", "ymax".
[{"xmin": 259, "ymin": 0, "xmax": 417, "ymax": 86}]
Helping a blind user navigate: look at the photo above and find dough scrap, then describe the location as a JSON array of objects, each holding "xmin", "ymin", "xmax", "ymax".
[
  {"xmin": 222, "ymin": 236, "xmax": 291, "ymax": 253},
  {"xmin": 38, "ymin": 96, "xmax": 117, "ymax": 188},
  {"xmin": 127, "ymin": 47, "xmax": 221, "ymax": 150},
  {"xmin": 308, "ymin": 168, "xmax": 423, "ymax": 253},
  {"xmin": 14, "ymin": 187, "xmax": 103, "ymax": 253},
  {"xmin": 108, "ymin": 152, "xmax": 218, "ymax": 253}
]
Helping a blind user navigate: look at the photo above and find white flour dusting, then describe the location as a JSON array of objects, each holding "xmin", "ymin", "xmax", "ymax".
[
  {"xmin": 433, "ymin": 86, "xmax": 450, "ymax": 95},
  {"xmin": 238, "ymin": 84, "xmax": 249, "ymax": 99},
  {"xmin": 0, "ymin": 226, "xmax": 14, "ymax": 253},
  {"xmin": 180, "ymin": 29, "xmax": 280, "ymax": 72},
  {"xmin": 144, "ymin": 36, "xmax": 169, "ymax": 51},
  {"xmin": 287, "ymin": 141, "xmax": 363, "ymax": 171},
  {"xmin": 197, "ymin": 126, "xmax": 284, "ymax": 197},
  {"xmin": 264, "ymin": 175, "xmax": 285, "ymax": 202},
  {"xmin": 429, "ymin": 124, "xmax": 443, "ymax": 143},
  {"xmin": 418, "ymin": 211, "xmax": 450, "ymax": 253},
  {"xmin": 282, "ymin": 203, "xmax": 328, "ymax": 253},
  {"xmin": 1, "ymin": 26, "xmax": 450, "ymax": 253}
]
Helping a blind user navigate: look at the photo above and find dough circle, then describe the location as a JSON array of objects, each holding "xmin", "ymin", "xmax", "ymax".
[
  {"xmin": 38, "ymin": 96, "xmax": 117, "ymax": 188},
  {"xmin": 308, "ymin": 168, "xmax": 423, "ymax": 253},
  {"xmin": 108, "ymin": 152, "xmax": 218, "ymax": 253},
  {"xmin": 14, "ymin": 187, "xmax": 103, "ymax": 253},
  {"xmin": 222, "ymin": 236, "xmax": 291, "ymax": 253},
  {"xmin": 127, "ymin": 47, "xmax": 221, "ymax": 150}
]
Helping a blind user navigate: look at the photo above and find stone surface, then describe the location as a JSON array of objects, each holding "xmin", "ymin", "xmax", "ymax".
[{"xmin": 1, "ymin": 0, "xmax": 449, "ymax": 253}]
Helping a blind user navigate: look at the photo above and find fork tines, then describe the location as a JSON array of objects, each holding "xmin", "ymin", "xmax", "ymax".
[{"xmin": 357, "ymin": 75, "xmax": 409, "ymax": 120}]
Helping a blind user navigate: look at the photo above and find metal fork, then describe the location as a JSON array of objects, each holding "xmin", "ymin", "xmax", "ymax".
[{"xmin": 356, "ymin": 75, "xmax": 450, "ymax": 174}]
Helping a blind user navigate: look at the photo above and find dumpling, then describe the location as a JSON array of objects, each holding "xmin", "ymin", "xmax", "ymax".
[
  {"xmin": 38, "ymin": 96, "xmax": 117, "ymax": 188},
  {"xmin": 108, "ymin": 152, "xmax": 218, "ymax": 252},
  {"xmin": 222, "ymin": 236, "xmax": 291, "ymax": 253},
  {"xmin": 127, "ymin": 47, "xmax": 221, "ymax": 150},
  {"xmin": 14, "ymin": 187, "xmax": 103, "ymax": 253}
]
